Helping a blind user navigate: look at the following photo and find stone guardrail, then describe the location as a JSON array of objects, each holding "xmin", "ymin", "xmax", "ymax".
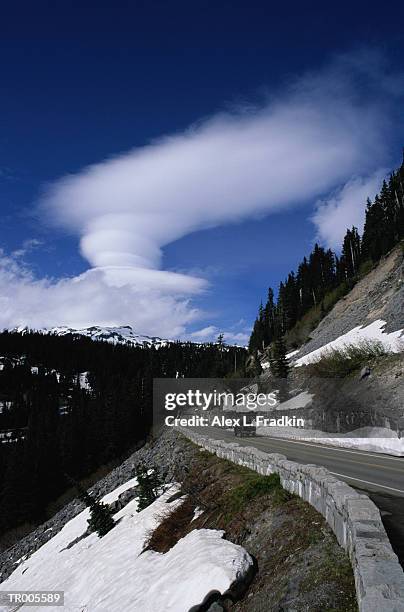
[{"xmin": 176, "ymin": 427, "xmax": 404, "ymax": 612}]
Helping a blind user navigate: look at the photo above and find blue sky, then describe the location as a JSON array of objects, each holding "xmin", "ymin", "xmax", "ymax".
[{"xmin": 1, "ymin": 1, "xmax": 404, "ymax": 343}]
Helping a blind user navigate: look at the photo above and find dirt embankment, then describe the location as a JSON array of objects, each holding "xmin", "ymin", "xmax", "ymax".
[{"xmin": 147, "ymin": 432, "xmax": 357, "ymax": 612}]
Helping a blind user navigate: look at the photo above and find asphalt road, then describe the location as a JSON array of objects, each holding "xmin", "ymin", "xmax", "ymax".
[
  {"xmin": 191, "ymin": 426, "xmax": 404, "ymax": 563},
  {"xmin": 192, "ymin": 426, "xmax": 404, "ymax": 495}
]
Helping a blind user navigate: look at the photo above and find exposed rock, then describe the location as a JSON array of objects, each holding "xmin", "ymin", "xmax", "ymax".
[{"xmin": 297, "ymin": 245, "xmax": 404, "ymax": 359}]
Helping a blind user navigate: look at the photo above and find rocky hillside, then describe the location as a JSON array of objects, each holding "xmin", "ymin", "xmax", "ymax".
[
  {"xmin": 0, "ymin": 431, "xmax": 357, "ymax": 611},
  {"xmin": 296, "ymin": 243, "xmax": 404, "ymax": 360},
  {"xmin": 258, "ymin": 244, "xmax": 404, "ymax": 443}
]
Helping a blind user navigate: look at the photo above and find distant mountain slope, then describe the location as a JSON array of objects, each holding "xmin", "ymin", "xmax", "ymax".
[{"xmin": 13, "ymin": 325, "xmax": 167, "ymax": 348}]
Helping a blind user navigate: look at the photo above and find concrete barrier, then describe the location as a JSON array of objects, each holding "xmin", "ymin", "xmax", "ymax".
[{"xmin": 177, "ymin": 427, "xmax": 404, "ymax": 612}]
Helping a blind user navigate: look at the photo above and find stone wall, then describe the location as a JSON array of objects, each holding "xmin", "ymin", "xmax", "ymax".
[{"xmin": 177, "ymin": 427, "xmax": 404, "ymax": 612}]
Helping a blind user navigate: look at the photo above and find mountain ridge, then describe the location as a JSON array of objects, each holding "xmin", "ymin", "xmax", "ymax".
[{"xmin": 10, "ymin": 325, "xmax": 168, "ymax": 348}]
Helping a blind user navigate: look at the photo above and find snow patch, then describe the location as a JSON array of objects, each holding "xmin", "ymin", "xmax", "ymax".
[
  {"xmin": 262, "ymin": 349, "xmax": 300, "ymax": 370},
  {"xmin": 77, "ymin": 372, "xmax": 91, "ymax": 391},
  {"xmin": 273, "ymin": 391, "xmax": 314, "ymax": 411},
  {"xmin": 191, "ymin": 507, "xmax": 204, "ymax": 522},
  {"xmin": 294, "ymin": 320, "xmax": 403, "ymax": 367},
  {"xmin": 257, "ymin": 425, "xmax": 404, "ymax": 456},
  {"xmin": 0, "ymin": 481, "xmax": 252, "ymax": 611}
]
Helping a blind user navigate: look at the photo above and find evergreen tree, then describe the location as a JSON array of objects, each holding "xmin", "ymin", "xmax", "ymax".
[
  {"xmin": 270, "ymin": 337, "xmax": 289, "ymax": 403},
  {"xmin": 217, "ymin": 333, "xmax": 225, "ymax": 348},
  {"xmin": 70, "ymin": 477, "xmax": 115, "ymax": 537},
  {"xmin": 87, "ymin": 499, "xmax": 115, "ymax": 537},
  {"xmin": 136, "ymin": 464, "xmax": 162, "ymax": 511},
  {"xmin": 248, "ymin": 304, "xmax": 265, "ymax": 353},
  {"xmin": 341, "ymin": 227, "xmax": 361, "ymax": 279},
  {"xmin": 270, "ymin": 337, "xmax": 290, "ymax": 379},
  {"xmin": 249, "ymin": 151, "xmax": 404, "ymax": 353},
  {"xmin": 263, "ymin": 287, "xmax": 276, "ymax": 345},
  {"xmin": 361, "ymin": 195, "xmax": 387, "ymax": 262}
]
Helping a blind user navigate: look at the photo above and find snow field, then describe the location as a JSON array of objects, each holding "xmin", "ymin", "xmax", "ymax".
[{"xmin": 1, "ymin": 479, "xmax": 252, "ymax": 611}]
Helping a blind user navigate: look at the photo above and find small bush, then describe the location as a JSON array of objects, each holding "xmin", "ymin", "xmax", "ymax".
[
  {"xmin": 358, "ymin": 259, "xmax": 374, "ymax": 277},
  {"xmin": 305, "ymin": 340, "xmax": 389, "ymax": 378},
  {"xmin": 222, "ymin": 472, "xmax": 288, "ymax": 513}
]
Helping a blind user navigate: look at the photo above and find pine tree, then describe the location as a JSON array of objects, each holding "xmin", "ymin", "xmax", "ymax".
[
  {"xmin": 217, "ymin": 333, "xmax": 225, "ymax": 348},
  {"xmin": 270, "ymin": 337, "xmax": 289, "ymax": 403},
  {"xmin": 212, "ymin": 333, "xmax": 227, "ymax": 377},
  {"xmin": 263, "ymin": 287, "xmax": 276, "ymax": 345},
  {"xmin": 68, "ymin": 476, "xmax": 115, "ymax": 537},
  {"xmin": 361, "ymin": 195, "xmax": 385, "ymax": 262},
  {"xmin": 136, "ymin": 464, "xmax": 162, "ymax": 511},
  {"xmin": 341, "ymin": 227, "xmax": 361, "ymax": 279},
  {"xmin": 87, "ymin": 499, "xmax": 115, "ymax": 537},
  {"xmin": 270, "ymin": 337, "xmax": 290, "ymax": 379},
  {"xmin": 247, "ymin": 152, "xmax": 404, "ymax": 367}
]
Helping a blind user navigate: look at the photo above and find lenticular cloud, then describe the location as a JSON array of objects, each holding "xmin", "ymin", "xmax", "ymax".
[
  {"xmin": 3, "ymin": 51, "xmax": 400, "ymax": 336},
  {"xmin": 40, "ymin": 53, "xmax": 394, "ymax": 293}
]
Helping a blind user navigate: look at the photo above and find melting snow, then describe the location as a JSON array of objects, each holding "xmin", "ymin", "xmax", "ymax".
[
  {"xmin": 293, "ymin": 320, "xmax": 403, "ymax": 367},
  {"xmin": 257, "ymin": 425, "xmax": 404, "ymax": 456},
  {"xmin": 0, "ymin": 480, "xmax": 252, "ymax": 611}
]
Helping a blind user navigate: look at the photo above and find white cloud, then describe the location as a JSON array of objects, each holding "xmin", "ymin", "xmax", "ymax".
[
  {"xmin": 1, "ymin": 50, "xmax": 402, "ymax": 336},
  {"xmin": 312, "ymin": 170, "xmax": 386, "ymax": 250},
  {"xmin": 189, "ymin": 326, "xmax": 219, "ymax": 341},
  {"xmin": 42, "ymin": 88, "xmax": 389, "ymax": 281},
  {"xmin": 189, "ymin": 325, "xmax": 250, "ymax": 346},
  {"xmin": 223, "ymin": 331, "xmax": 250, "ymax": 346},
  {"xmin": 0, "ymin": 254, "xmax": 201, "ymax": 338}
]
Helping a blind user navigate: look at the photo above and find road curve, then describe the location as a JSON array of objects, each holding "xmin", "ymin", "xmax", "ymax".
[
  {"xmin": 191, "ymin": 426, "xmax": 404, "ymax": 497},
  {"xmin": 189, "ymin": 426, "xmax": 404, "ymax": 565}
]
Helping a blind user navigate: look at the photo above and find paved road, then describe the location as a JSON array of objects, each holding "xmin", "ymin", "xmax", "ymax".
[
  {"xmin": 191, "ymin": 426, "xmax": 404, "ymax": 564},
  {"xmin": 191, "ymin": 426, "xmax": 404, "ymax": 496}
]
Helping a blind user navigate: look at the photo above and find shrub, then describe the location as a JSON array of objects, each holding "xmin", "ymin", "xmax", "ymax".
[
  {"xmin": 358, "ymin": 259, "xmax": 374, "ymax": 277},
  {"xmin": 222, "ymin": 472, "xmax": 288, "ymax": 513},
  {"xmin": 305, "ymin": 340, "xmax": 389, "ymax": 378}
]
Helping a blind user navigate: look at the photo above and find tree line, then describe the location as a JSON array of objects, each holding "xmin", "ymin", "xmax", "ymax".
[
  {"xmin": 0, "ymin": 331, "xmax": 246, "ymax": 535},
  {"xmin": 249, "ymin": 156, "xmax": 404, "ymax": 353}
]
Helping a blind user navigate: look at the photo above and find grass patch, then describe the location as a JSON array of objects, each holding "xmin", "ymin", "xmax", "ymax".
[
  {"xmin": 145, "ymin": 497, "xmax": 195, "ymax": 553},
  {"xmin": 221, "ymin": 472, "xmax": 289, "ymax": 518},
  {"xmin": 305, "ymin": 340, "xmax": 389, "ymax": 378},
  {"xmin": 146, "ymin": 439, "xmax": 357, "ymax": 610}
]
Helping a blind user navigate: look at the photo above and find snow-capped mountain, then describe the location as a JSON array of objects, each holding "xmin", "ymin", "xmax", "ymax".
[{"xmin": 13, "ymin": 325, "xmax": 168, "ymax": 348}]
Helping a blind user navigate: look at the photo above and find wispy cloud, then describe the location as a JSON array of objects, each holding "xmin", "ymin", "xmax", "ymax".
[
  {"xmin": 11, "ymin": 238, "xmax": 44, "ymax": 259},
  {"xmin": 189, "ymin": 324, "xmax": 250, "ymax": 346},
  {"xmin": 1, "ymin": 50, "xmax": 402, "ymax": 335},
  {"xmin": 312, "ymin": 170, "xmax": 386, "ymax": 250}
]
